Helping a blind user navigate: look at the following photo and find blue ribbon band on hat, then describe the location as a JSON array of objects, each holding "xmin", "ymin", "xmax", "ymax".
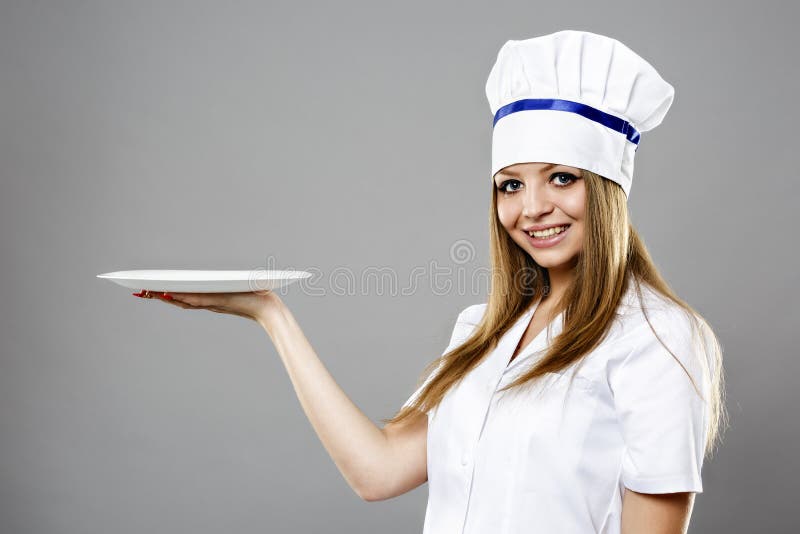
[{"xmin": 492, "ymin": 98, "xmax": 641, "ymax": 145}]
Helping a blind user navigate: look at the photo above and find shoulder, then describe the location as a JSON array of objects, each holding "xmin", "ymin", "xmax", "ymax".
[
  {"xmin": 444, "ymin": 303, "xmax": 487, "ymax": 350},
  {"xmin": 615, "ymin": 282, "xmax": 674, "ymax": 318},
  {"xmin": 603, "ymin": 284, "xmax": 711, "ymax": 373},
  {"xmin": 456, "ymin": 303, "xmax": 488, "ymax": 326},
  {"xmin": 612, "ymin": 283, "xmax": 695, "ymax": 341},
  {"xmin": 611, "ymin": 293, "xmax": 711, "ymax": 388}
]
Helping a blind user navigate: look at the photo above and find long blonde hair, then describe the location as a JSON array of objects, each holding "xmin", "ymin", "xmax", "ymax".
[{"xmin": 383, "ymin": 169, "xmax": 728, "ymax": 460}]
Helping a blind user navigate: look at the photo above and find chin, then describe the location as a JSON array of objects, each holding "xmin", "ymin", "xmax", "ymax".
[
  {"xmin": 531, "ymin": 257, "xmax": 566, "ymax": 269},
  {"xmin": 524, "ymin": 248, "xmax": 579, "ymax": 270}
]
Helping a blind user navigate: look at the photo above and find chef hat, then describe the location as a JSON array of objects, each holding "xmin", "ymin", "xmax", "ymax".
[{"xmin": 486, "ymin": 30, "xmax": 675, "ymax": 199}]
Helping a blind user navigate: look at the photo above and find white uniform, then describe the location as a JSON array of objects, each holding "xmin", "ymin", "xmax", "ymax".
[{"xmin": 404, "ymin": 283, "xmax": 712, "ymax": 534}]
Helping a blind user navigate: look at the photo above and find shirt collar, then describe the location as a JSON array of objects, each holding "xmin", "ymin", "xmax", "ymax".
[{"xmin": 492, "ymin": 297, "xmax": 566, "ymax": 376}]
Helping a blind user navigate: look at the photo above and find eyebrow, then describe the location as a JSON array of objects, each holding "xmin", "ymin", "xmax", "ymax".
[{"xmin": 496, "ymin": 163, "xmax": 558, "ymax": 179}]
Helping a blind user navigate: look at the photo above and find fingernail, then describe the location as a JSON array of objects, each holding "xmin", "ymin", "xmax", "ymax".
[
  {"xmin": 161, "ymin": 293, "xmax": 174, "ymax": 300},
  {"xmin": 132, "ymin": 292, "xmax": 144, "ymax": 298}
]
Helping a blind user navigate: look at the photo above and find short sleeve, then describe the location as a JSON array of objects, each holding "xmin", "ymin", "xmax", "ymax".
[
  {"xmin": 609, "ymin": 309, "xmax": 711, "ymax": 494},
  {"xmin": 402, "ymin": 304, "xmax": 486, "ymax": 412}
]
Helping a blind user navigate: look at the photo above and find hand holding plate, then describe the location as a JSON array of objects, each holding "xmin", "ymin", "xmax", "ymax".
[{"xmin": 135, "ymin": 289, "xmax": 285, "ymax": 325}]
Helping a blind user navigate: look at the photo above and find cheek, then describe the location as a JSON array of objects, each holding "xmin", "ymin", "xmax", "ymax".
[
  {"xmin": 563, "ymin": 183, "xmax": 587, "ymax": 217},
  {"xmin": 570, "ymin": 225, "xmax": 584, "ymax": 248},
  {"xmin": 496, "ymin": 199, "xmax": 519, "ymax": 229}
]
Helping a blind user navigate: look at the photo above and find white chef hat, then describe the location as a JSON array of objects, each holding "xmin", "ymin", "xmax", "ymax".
[{"xmin": 486, "ymin": 30, "xmax": 675, "ymax": 199}]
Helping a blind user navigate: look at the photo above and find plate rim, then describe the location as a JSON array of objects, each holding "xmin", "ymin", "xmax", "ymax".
[{"xmin": 97, "ymin": 269, "xmax": 312, "ymax": 281}]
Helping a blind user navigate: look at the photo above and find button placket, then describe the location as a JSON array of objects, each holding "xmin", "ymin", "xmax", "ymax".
[
  {"xmin": 459, "ymin": 307, "xmax": 535, "ymax": 534},
  {"xmin": 460, "ymin": 379, "xmax": 498, "ymax": 532}
]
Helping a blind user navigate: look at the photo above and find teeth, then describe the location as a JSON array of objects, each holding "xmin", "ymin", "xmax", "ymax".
[{"xmin": 528, "ymin": 225, "xmax": 568, "ymax": 238}]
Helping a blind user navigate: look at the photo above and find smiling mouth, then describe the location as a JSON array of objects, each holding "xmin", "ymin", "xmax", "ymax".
[{"xmin": 526, "ymin": 224, "xmax": 571, "ymax": 239}]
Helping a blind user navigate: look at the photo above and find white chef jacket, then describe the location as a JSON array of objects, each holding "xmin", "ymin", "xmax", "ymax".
[{"xmin": 403, "ymin": 283, "xmax": 712, "ymax": 534}]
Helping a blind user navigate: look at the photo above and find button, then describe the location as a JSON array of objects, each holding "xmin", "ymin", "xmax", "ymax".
[{"xmin": 461, "ymin": 453, "xmax": 470, "ymax": 466}]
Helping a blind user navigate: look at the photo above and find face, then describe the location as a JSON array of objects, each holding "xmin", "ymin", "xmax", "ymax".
[{"xmin": 494, "ymin": 162, "xmax": 586, "ymax": 274}]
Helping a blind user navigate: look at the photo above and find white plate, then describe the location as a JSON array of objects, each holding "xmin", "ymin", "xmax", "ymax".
[{"xmin": 97, "ymin": 269, "xmax": 311, "ymax": 293}]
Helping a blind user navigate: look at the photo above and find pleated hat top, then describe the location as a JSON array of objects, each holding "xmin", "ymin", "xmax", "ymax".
[{"xmin": 486, "ymin": 30, "xmax": 675, "ymax": 199}]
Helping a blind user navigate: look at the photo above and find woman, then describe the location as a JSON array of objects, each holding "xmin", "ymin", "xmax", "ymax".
[{"xmin": 138, "ymin": 30, "xmax": 727, "ymax": 534}]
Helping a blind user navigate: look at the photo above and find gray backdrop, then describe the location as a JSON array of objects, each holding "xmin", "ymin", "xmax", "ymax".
[{"xmin": 1, "ymin": 1, "xmax": 797, "ymax": 532}]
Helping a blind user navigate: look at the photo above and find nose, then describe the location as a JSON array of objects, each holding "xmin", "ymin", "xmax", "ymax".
[{"xmin": 521, "ymin": 183, "xmax": 554, "ymax": 219}]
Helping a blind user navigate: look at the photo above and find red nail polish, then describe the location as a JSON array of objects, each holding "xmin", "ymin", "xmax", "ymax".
[
  {"xmin": 161, "ymin": 293, "xmax": 174, "ymax": 300},
  {"xmin": 132, "ymin": 292, "xmax": 143, "ymax": 298}
]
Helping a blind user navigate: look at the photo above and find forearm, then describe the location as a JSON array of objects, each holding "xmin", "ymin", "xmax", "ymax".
[{"xmin": 258, "ymin": 303, "xmax": 389, "ymax": 499}]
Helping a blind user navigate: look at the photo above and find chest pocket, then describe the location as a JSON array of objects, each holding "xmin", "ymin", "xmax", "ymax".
[
  {"xmin": 496, "ymin": 367, "xmax": 595, "ymax": 404},
  {"xmin": 489, "ymin": 369, "xmax": 597, "ymax": 433},
  {"xmin": 545, "ymin": 369, "xmax": 596, "ymax": 395}
]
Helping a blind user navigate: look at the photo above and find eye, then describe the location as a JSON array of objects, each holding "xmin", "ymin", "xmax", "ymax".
[
  {"xmin": 551, "ymin": 172, "xmax": 578, "ymax": 187},
  {"xmin": 497, "ymin": 173, "xmax": 578, "ymax": 193},
  {"xmin": 497, "ymin": 179, "xmax": 522, "ymax": 193}
]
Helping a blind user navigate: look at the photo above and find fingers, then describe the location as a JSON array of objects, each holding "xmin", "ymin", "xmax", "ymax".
[
  {"xmin": 132, "ymin": 291, "xmax": 259, "ymax": 323},
  {"xmin": 133, "ymin": 290, "xmax": 173, "ymax": 300},
  {"xmin": 168, "ymin": 292, "xmax": 227, "ymax": 307},
  {"xmin": 132, "ymin": 290, "xmax": 229, "ymax": 311},
  {"xmin": 133, "ymin": 290, "xmax": 192, "ymax": 307},
  {"xmin": 164, "ymin": 297, "xmax": 197, "ymax": 309},
  {"xmin": 131, "ymin": 291, "xmax": 252, "ymax": 319}
]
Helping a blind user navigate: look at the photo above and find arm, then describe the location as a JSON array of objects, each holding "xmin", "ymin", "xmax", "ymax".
[
  {"xmin": 258, "ymin": 300, "xmax": 428, "ymax": 501},
  {"xmin": 621, "ymin": 488, "xmax": 695, "ymax": 534}
]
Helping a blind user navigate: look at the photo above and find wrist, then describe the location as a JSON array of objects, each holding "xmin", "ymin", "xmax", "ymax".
[{"xmin": 256, "ymin": 296, "xmax": 288, "ymax": 332}]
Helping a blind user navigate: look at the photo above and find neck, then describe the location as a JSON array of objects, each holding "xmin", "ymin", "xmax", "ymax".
[{"xmin": 543, "ymin": 266, "xmax": 574, "ymax": 307}]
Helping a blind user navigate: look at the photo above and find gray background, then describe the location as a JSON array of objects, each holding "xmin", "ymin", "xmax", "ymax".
[{"xmin": 1, "ymin": 1, "xmax": 797, "ymax": 532}]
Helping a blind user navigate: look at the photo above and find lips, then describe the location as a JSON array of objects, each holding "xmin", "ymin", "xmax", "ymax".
[
  {"xmin": 526, "ymin": 224, "xmax": 570, "ymax": 237},
  {"xmin": 524, "ymin": 224, "xmax": 570, "ymax": 249},
  {"xmin": 523, "ymin": 223, "xmax": 571, "ymax": 233}
]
